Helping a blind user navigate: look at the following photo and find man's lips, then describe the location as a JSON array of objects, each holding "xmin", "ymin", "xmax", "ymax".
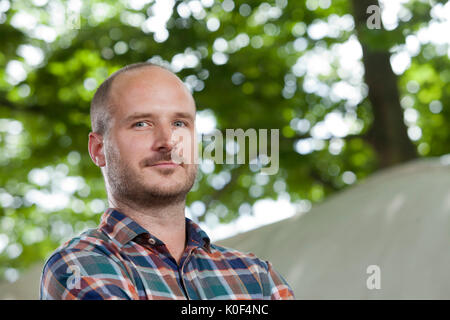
[{"xmin": 148, "ymin": 162, "xmax": 180, "ymax": 168}]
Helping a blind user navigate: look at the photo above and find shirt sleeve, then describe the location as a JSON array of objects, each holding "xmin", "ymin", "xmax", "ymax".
[
  {"xmin": 40, "ymin": 249, "xmax": 139, "ymax": 300},
  {"xmin": 265, "ymin": 261, "xmax": 295, "ymax": 300}
]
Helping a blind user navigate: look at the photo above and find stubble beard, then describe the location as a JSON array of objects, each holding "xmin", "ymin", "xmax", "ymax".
[{"xmin": 104, "ymin": 144, "xmax": 198, "ymax": 209}]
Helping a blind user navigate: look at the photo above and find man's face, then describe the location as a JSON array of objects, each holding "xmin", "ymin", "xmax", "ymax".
[{"xmin": 100, "ymin": 66, "xmax": 198, "ymax": 207}]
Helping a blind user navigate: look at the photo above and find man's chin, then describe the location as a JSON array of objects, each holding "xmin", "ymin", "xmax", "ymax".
[
  {"xmin": 143, "ymin": 166, "xmax": 186, "ymax": 180},
  {"xmin": 141, "ymin": 183, "xmax": 192, "ymax": 198}
]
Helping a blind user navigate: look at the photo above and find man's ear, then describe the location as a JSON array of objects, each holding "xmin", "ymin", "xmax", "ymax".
[{"xmin": 88, "ymin": 132, "xmax": 106, "ymax": 167}]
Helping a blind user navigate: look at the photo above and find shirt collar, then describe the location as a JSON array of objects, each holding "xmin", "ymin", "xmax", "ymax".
[
  {"xmin": 99, "ymin": 208, "xmax": 211, "ymax": 252},
  {"xmin": 186, "ymin": 216, "xmax": 211, "ymax": 252}
]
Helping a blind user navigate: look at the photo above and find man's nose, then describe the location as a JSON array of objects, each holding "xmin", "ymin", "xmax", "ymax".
[{"xmin": 152, "ymin": 125, "xmax": 175, "ymax": 152}]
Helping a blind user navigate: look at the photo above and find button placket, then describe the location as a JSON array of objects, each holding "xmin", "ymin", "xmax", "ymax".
[{"xmin": 178, "ymin": 246, "xmax": 198, "ymax": 300}]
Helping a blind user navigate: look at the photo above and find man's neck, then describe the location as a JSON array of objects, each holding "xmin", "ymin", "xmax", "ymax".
[{"xmin": 109, "ymin": 197, "xmax": 187, "ymax": 265}]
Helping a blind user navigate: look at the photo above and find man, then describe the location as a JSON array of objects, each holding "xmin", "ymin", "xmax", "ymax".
[{"xmin": 40, "ymin": 62, "xmax": 295, "ymax": 300}]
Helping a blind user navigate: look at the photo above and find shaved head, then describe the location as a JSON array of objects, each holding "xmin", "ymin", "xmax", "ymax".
[{"xmin": 90, "ymin": 62, "xmax": 168, "ymax": 136}]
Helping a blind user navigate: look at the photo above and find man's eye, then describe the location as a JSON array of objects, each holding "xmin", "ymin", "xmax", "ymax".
[
  {"xmin": 134, "ymin": 121, "xmax": 149, "ymax": 128},
  {"xmin": 174, "ymin": 120, "xmax": 187, "ymax": 127}
]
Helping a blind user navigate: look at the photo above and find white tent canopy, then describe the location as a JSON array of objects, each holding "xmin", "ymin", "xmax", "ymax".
[
  {"xmin": 2, "ymin": 157, "xmax": 450, "ymax": 299},
  {"xmin": 218, "ymin": 158, "xmax": 450, "ymax": 299}
]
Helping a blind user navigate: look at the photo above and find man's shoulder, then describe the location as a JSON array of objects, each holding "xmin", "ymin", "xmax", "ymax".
[
  {"xmin": 42, "ymin": 227, "xmax": 117, "ymax": 271},
  {"xmin": 54, "ymin": 227, "xmax": 109, "ymax": 251},
  {"xmin": 208, "ymin": 244, "xmax": 295, "ymax": 299},
  {"xmin": 40, "ymin": 228, "xmax": 136, "ymax": 300},
  {"xmin": 208, "ymin": 243, "xmax": 270, "ymax": 271}
]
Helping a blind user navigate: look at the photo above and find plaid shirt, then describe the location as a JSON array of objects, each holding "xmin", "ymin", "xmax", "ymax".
[{"xmin": 40, "ymin": 208, "xmax": 295, "ymax": 300}]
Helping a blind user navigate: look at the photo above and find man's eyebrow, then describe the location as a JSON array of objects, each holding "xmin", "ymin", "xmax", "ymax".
[
  {"xmin": 173, "ymin": 112, "xmax": 195, "ymax": 121},
  {"xmin": 122, "ymin": 111, "xmax": 195, "ymax": 124}
]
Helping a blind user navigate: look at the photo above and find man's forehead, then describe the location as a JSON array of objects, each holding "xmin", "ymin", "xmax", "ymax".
[{"xmin": 108, "ymin": 66, "xmax": 196, "ymax": 112}]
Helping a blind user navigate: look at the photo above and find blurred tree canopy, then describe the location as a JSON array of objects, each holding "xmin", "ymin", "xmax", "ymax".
[{"xmin": 0, "ymin": 0, "xmax": 449, "ymax": 282}]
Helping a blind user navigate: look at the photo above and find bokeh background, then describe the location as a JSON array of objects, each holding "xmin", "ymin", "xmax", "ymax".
[{"xmin": 0, "ymin": 0, "xmax": 449, "ymax": 298}]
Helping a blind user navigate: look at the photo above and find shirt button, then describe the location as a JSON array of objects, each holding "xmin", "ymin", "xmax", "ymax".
[{"xmin": 148, "ymin": 238, "xmax": 156, "ymax": 245}]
